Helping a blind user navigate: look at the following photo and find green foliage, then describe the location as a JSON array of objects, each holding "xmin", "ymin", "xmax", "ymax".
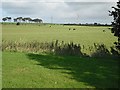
[
  {"xmin": 16, "ymin": 22, "xmax": 20, "ymax": 25},
  {"xmin": 2, "ymin": 40, "xmax": 119, "ymax": 57},
  {"xmin": 109, "ymin": 0, "xmax": 120, "ymax": 50},
  {"xmin": 91, "ymin": 44, "xmax": 110, "ymax": 57},
  {"xmin": 2, "ymin": 18, "xmax": 7, "ymax": 22}
]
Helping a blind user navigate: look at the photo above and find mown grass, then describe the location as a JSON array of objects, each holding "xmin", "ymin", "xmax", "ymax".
[{"xmin": 2, "ymin": 51, "xmax": 119, "ymax": 88}]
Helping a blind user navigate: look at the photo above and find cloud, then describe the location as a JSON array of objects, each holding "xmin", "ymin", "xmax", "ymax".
[
  {"xmin": 1, "ymin": 0, "xmax": 116, "ymax": 23},
  {"xmin": 1, "ymin": 0, "xmax": 117, "ymax": 2}
]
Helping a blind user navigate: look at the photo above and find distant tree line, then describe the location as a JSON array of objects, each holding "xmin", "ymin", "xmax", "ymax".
[
  {"xmin": 63, "ymin": 23, "xmax": 111, "ymax": 26},
  {"xmin": 2, "ymin": 17, "xmax": 43, "ymax": 23}
]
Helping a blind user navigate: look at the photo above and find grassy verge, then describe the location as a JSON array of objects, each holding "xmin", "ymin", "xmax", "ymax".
[{"xmin": 2, "ymin": 51, "xmax": 119, "ymax": 88}]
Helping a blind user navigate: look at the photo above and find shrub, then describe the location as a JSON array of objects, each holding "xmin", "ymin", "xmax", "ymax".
[{"xmin": 16, "ymin": 22, "xmax": 20, "ymax": 25}]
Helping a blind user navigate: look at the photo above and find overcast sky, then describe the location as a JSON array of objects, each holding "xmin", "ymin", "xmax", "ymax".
[{"xmin": 1, "ymin": 0, "xmax": 117, "ymax": 24}]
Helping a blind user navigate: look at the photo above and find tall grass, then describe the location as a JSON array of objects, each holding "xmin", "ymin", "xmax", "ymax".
[{"xmin": 2, "ymin": 40, "xmax": 119, "ymax": 57}]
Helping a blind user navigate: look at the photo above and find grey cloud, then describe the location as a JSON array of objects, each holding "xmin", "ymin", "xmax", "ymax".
[
  {"xmin": 2, "ymin": 2, "xmax": 43, "ymax": 15},
  {"xmin": 1, "ymin": 1, "xmax": 116, "ymax": 23},
  {"xmin": 63, "ymin": 2, "xmax": 115, "ymax": 20},
  {"xmin": 2, "ymin": 0, "xmax": 117, "ymax": 2}
]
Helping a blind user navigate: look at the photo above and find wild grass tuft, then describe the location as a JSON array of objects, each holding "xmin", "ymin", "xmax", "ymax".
[{"xmin": 2, "ymin": 40, "xmax": 119, "ymax": 57}]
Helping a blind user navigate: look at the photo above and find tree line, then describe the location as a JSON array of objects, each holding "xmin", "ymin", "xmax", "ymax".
[
  {"xmin": 63, "ymin": 23, "xmax": 111, "ymax": 26},
  {"xmin": 2, "ymin": 17, "xmax": 43, "ymax": 23}
]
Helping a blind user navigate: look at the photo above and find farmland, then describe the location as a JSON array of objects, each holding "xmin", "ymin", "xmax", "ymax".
[
  {"xmin": 2, "ymin": 24, "xmax": 118, "ymax": 55},
  {"xmin": 2, "ymin": 24, "xmax": 117, "ymax": 47},
  {"xmin": 2, "ymin": 23, "xmax": 119, "ymax": 88}
]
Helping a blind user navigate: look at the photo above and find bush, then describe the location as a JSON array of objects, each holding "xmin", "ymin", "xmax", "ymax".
[{"xmin": 16, "ymin": 22, "xmax": 20, "ymax": 25}]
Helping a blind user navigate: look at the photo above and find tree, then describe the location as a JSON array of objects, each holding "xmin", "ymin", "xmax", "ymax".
[
  {"xmin": 2, "ymin": 18, "xmax": 7, "ymax": 22},
  {"xmin": 17, "ymin": 17, "xmax": 23, "ymax": 22},
  {"xmin": 13, "ymin": 18, "xmax": 17, "ymax": 22},
  {"xmin": 39, "ymin": 19, "xmax": 43, "ymax": 23},
  {"xmin": 109, "ymin": 0, "xmax": 120, "ymax": 51},
  {"xmin": 33, "ymin": 18, "xmax": 43, "ymax": 23},
  {"xmin": 29, "ymin": 18, "xmax": 33, "ymax": 23},
  {"xmin": 94, "ymin": 23, "xmax": 97, "ymax": 26},
  {"xmin": 23, "ymin": 17, "xmax": 31, "ymax": 23},
  {"xmin": 26, "ymin": 17, "xmax": 32, "ymax": 23},
  {"xmin": 6, "ymin": 17, "xmax": 12, "ymax": 22},
  {"xmin": 22, "ymin": 18, "xmax": 25, "ymax": 23}
]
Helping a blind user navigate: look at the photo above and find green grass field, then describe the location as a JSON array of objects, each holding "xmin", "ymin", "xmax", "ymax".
[
  {"xmin": 2, "ymin": 24, "xmax": 117, "ymax": 47},
  {"xmin": 2, "ymin": 24, "xmax": 119, "ymax": 88},
  {"xmin": 2, "ymin": 51, "xmax": 119, "ymax": 88}
]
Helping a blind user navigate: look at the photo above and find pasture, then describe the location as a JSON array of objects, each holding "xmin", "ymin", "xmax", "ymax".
[
  {"xmin": 2, "ymin": 23, "xmax": 119, "ymax": 88},
  {"xmin": 2, "ymin": 24, "xmax": 117, "ymax": 47}
]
